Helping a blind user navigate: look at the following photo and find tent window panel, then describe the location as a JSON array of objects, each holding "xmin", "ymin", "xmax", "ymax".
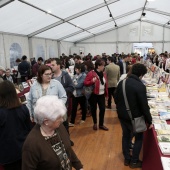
[{"xmin": 10, "ymin": 43, "xmax": 22, "ymax": 68}]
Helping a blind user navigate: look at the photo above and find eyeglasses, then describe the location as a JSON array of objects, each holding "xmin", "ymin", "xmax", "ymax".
[{"xmin": 43, "ymin": 73, "xmax": 52, "ymax": 76}]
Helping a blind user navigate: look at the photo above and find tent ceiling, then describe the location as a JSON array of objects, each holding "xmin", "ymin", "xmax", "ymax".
[
  {"xmin": 0, "ymin": 0, "xmax": 170, "ymax": 42},
  {"xmin": 22, "ymin": 0, "xmax": 105, "ymax": 19},
  {"xmin": 109, "ymin": 0, "xmax": 145, "ymax": 18}
]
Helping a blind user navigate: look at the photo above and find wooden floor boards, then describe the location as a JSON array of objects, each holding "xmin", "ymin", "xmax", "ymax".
[{"xmin": 69, "ymin": 109, "xmax": 142, "ymax": 170}]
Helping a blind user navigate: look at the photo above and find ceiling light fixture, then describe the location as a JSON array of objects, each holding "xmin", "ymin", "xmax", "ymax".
[{"xmin": 141, "ymin": 12, "xmax": 146, "ymax": 20}]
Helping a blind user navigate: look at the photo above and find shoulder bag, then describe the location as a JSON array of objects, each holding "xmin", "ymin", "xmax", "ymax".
[{"xmin": 122, "ymin": 79, "xmax": 147, "ymax": 133}]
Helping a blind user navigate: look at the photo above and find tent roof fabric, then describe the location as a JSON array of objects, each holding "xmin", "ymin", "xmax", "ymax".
[{"xmin": 0, "ymin": 0, "xmax": 170, "ymax": 42}]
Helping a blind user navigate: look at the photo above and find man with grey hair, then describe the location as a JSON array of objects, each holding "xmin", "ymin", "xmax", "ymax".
[{"xmin": 0, "ymin": 66, "xmax": 5, "ymax": 83}]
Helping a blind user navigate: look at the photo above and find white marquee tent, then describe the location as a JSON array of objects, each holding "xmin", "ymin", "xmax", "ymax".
[{"xmin": 0, "ymin": 0, "xmax": 170, "ymax": 68}]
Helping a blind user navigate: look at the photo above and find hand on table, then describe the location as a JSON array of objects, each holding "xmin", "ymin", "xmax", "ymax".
[{"xmin": 148, "ymin": 124, "xmax": 153, "ymax": 129}]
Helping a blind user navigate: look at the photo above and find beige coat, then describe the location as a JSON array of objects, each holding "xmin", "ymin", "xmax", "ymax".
[{"xmin": 105, "ymin": 63, "xmax": 120, "ymax": 88}]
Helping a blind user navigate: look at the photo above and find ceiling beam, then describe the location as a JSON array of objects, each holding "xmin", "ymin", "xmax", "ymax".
[
  {"xmin": 25, "ymin": 0, "xmax": 119, "ymax": 37},
  {"xmin": 59, "ymin": 8, "xmax": 143, "ymax": 41},
  {"xmin": 140, "ymin": 0, "xmax": 148, "ymax": 20},
  {"xmin": 75, "ymin": 19, "xmax": 139, "ymax": 43},
  {"xmin": 0, "ymin": 0, "xmax": 14, "ymax": 8},
  {"xmin": 104, "ymin": 0, "xmax": 117, "ymax": 26},
  {"xmin": 145, "ymin": 8, "xmax": 170, "ymax": 17},
  {"xmin": 142, "ymin": 20, "xmax": 170, "ymax": 30}
]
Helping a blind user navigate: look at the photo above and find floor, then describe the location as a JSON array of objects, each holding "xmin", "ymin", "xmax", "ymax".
[{"xmin": 69, "ymin": 108, "xmax": 142, "ymax": 170}]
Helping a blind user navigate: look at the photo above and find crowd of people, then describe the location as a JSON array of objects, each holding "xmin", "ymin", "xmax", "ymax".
[{"xmin": 0, "ymin": 50, "xmax": 169, "ymax": 169}]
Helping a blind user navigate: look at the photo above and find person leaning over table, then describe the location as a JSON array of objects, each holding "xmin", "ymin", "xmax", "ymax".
[
  {"xmin": 22, "ymin": 95, "xmax": 83, "ymax": 170},
  {"xmin": 26, "ymin": 65, "xmax": 67, "ymax": 121},
  {"xmin": 0, "ymin": 81, "xmax": 32, "ymax": 170},
  {"xmin": 114, "ymin": 63, "xmax": 153, "ymax": 169}
]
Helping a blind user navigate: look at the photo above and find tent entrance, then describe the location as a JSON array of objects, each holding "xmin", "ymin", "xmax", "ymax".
[{"xmin": 132, "ymin": 43, "xmax": 155, "ymax": 58}]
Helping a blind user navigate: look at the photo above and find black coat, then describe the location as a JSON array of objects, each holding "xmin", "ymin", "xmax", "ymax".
[
  {"xmin": 114, "ymin": 74, "xmax": 152, "ymax": 125},
  {"xmin": 117, "ymin": 60, "xmax": 128, "ymax": 75},
  {"xmin": 0, "ymin": 105, "xmax": 32, "ymax": 164}
]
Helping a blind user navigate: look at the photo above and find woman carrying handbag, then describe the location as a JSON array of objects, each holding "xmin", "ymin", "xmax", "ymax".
[{"xmin": 84, "ymin": 59, "xmax": 109, "ymax": 131}]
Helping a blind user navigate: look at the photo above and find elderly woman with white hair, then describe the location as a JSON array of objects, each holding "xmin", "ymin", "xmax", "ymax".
[{"xmin": 22, "ymin": 95, "xmax": 83, "ymax": 170}]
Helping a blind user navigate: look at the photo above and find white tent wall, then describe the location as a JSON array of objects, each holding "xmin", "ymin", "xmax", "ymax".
[
  {"xmin": 140, "ymin": 22, "xmax": 163, "ymax": 42},
  {"xmin": 118, "ymin": 22, "xmax": 140, "ymax": 42},
  {"xmin": 76, "ymin": 21, "xmax": 170, "ymax": 56},
  {"xmin": 80, "ymin": 30, "xmax": 117, "ymax": 43},
  {"xmin": 165, "ymin": 28, "xmax": 170, "ymax": 41},
  {"xmin": 118, "ymin": 43, "xmax": 133, "ymax": 54},
  {"xmin": 76, "ymin": 43, "xmax": 117, "ymax": 56},
  {"xmin": 164, "ymin": 43, "xmax": 170, "ymax": 52},
  {"xmin": 59, "ymin": 41, "xmax": 74, "ymax": 56},
  {"xmin": 152, "ymin": 43, "xmax": 163, "ymax": 54}
]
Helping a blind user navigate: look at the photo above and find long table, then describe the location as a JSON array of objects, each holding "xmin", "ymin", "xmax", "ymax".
[{"xmin": 143, "ymin": 121, "xmax": 170, "ymax": 170}]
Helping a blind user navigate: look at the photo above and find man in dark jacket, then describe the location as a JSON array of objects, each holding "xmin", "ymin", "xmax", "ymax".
[
  {"xmin": 51, "ymin": 58, "xmax": 74, "ymax": 145},
  {"xmin": 114, "ymin": 63, "xmax": 153, "ymax": 168},
  {"xmin": 18, "ymin": 55, "xmax": 30, "ymax": 82},
  {"xmin": 117, "ymin": 55, "xmax": 129, "ymax": 75},
  {"xmin": 32, "ymin": 57, "xmax": 43, "ymax": 77}
]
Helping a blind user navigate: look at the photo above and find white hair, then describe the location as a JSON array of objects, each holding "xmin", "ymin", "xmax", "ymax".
[{"xmin": 34, "ymin": 95, "xmax": 66, "ymax": 125}]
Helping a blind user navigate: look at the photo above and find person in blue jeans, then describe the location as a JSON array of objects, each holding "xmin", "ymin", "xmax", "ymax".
[
  {"xmin": 115, "ymin": 63, "xmax": 153, "ymax": 168},
  {"xmin": 69, "ymin": 63, "xmax": 87, "ymax": 126}
]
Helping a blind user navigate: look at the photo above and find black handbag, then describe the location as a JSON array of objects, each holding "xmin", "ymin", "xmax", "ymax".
[{"xmin": 122, "ymin": 79, "xmax": 147, "ymax": 133}]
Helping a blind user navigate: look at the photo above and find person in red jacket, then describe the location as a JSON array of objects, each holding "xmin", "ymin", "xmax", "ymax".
[{"xmin": 84, "ymin": 59, "xmax": 109, "ymax": 131}]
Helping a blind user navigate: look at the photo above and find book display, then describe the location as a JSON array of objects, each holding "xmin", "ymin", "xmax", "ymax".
[{"xmin": 143, "ymin": 63, "xmax": 170, "ymax": 170}]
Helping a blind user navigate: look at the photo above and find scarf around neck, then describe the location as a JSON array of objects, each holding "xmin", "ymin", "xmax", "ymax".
[{"xmin": 95, "ymin": 69, "xmax": 104, "ymax": 85}]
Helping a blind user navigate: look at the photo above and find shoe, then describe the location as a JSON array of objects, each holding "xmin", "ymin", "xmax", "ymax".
[
  {"xmin": 129, "ymin": 160, "xmax": 142, "ymax": 168},
  {"xmin": 69, "ymin": 123, "xmax": 75, "ymax": 127},
  {"xmin": 99, "ymin": 125, "xmax": 109, "ymax": 131},
  {"xmin": 93, "ymin": 124, "xmax": 97, "ymax": 130},
  {"xmin": 79, "ymin": 120, "xmax": 85, "ymax": 124},
  {"xmin": 124, "ymin": 159, "xmax": 131, "ymax": 166},
  {"xmin": 70, "ymin": 140, "xmax": 74, "ymax": 146}
]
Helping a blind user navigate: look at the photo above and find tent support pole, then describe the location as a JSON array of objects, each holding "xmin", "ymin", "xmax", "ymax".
[
  {"xmin": 116, "ymin": 27, "xmax": 119, "ymax": 53},
  {"xmin": 28, "ymin": 38, "xmax": 33, "ymax": 60},
  {"xmin": 57, "ymin": 41, "xmax": 61, "ymax": 58},
  {"xmin": 162, "ymin": 26, "xmax": 165, "ymax": 52},
  {"xmin": 2, "ymin": 34, "xmax": 7, "ymax": 67}
]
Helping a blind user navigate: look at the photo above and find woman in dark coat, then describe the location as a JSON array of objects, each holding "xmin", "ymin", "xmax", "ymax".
[{"xmin": 0, "ymin": 81, "xmax": 32, "ymax": 170}]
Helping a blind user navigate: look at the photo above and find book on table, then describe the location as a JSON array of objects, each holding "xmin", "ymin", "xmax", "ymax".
[
  {"xmin": 157, "ymin": 130, "xmax": 170, "ymax": 136},
  {"xmin": 161, "ymin": 157, "xmax": 170, "ymax": 170},
  {"xmin": 157, "ymin": 135, "xmax": 170, "ymax": 142},
  {"xmin": 159, "ymin": 143, "xmax": 170, "ymax": 155}
]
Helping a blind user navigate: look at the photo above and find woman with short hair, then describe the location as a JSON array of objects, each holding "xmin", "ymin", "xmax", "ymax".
[
  {"xmin": 0, "ymin": 81, "xmax": 31, "ymax": 170},
  {"xmin": 22, "ymin": 95, "xmax": 83, "ymax": 170}
]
